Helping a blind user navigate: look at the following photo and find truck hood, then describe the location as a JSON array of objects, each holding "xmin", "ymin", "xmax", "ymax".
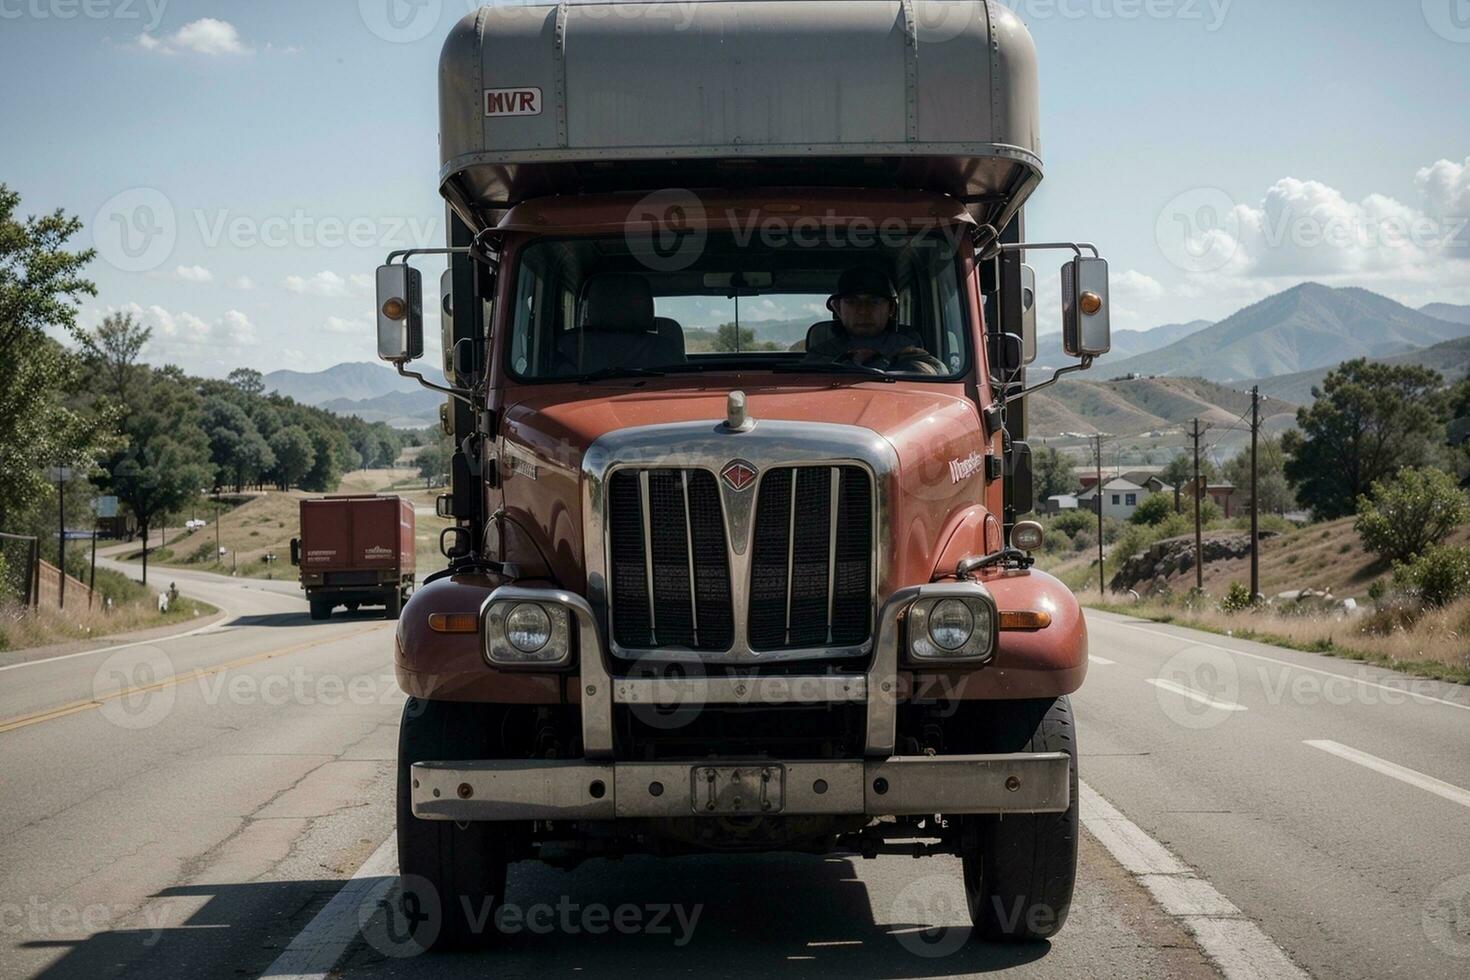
[{"xmin": 502, "ymin": 381, "xmax": 985, "ymax": 462}]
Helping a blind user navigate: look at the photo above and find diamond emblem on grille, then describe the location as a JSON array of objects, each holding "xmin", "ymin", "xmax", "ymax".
[{"xmin": 720, "ymin": 460, "xmax": 758, "ymax": 492}]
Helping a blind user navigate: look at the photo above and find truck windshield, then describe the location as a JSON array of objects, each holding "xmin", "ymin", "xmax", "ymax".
[{"xmin": 505, "ymin": 229, "xmax": 969, "ymax": 381}]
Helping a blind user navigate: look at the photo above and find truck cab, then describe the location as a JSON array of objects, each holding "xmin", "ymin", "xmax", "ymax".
[{"xmin": 374, "ymin": 0, "xmax": 1110, "ymax": 950}]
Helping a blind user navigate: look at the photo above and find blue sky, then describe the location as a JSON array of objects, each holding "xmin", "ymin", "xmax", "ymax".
[{"xmin": 2, "ymin": 0, "xmax": 1468, "ymax": 376}]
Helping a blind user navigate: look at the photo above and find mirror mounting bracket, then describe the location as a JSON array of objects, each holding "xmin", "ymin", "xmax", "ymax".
[{"xmin": 1003, "ymin": 356, "xmax": 1094, "ymax": 407}]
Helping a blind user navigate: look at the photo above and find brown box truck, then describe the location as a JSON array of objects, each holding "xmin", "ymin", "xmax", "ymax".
[{"xmin": 289, "ymin": 495, "xmax": 415, "ymax": 620}]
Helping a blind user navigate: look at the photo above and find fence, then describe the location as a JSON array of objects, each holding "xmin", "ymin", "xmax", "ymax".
[
  {"xmin": 35, "ymin": 559, "xmax": 94, "ymax": 610},
  {"xmin": 0, "ymin": 533, "xmax": 39, "ymax": 606}
]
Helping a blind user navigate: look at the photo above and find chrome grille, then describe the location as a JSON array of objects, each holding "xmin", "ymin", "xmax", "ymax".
[{"xmin": 608, "ymin": 465, "xmax": 873, "ymax": 655}]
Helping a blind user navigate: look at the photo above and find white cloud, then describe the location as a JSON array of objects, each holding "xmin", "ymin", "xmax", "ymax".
[
  {"xmin": 138, "ymin": 18, "xmax": 253, "ymax": 57},
  {"xmin": 175, "ymin": 264, "xmax": 214, "ymax": 284},
  {"xmin": 1416, "ymin": 156, "xmax": 1470, "ymax": 216},
  {"xmin": 323, "ymin": 314, "xmax": 370, "ymax": 335},
  {"xmin": 232, "ymin": 276, "xmax": 256, "ymax": 290},
  {"xmin": 282, "ymin": 271, "xmax": 372, "ymax": 298},
  {"xmin": 1113, "ymin": 270, "xmax": 1165, "ymax": 304},
  {"xmin": 113, "ymin": 302, "xmax": 255, "ymax": 350}
]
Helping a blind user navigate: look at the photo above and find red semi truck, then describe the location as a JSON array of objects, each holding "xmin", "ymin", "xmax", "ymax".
[
  {"xmin": 369, "ymin": 0, "xmax": 1113, "ymax": 950},
  {"xmin": 289, "ymin": 495, "xmax": 415, "ymax": 620}
]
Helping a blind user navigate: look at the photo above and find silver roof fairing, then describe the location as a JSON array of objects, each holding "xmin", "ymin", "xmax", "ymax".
[{"xmin": 439, "ymin": 0, "xmax": 1042, "ymax": 232}]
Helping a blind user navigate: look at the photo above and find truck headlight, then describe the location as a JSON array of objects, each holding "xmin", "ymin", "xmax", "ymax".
[
  {"xmin": 907, "ymin": 595, "xmax": 996, "ymax": 663},
  {"xmin": 484, "ymin": 600, "xmax": 572, "ymax": 666}
]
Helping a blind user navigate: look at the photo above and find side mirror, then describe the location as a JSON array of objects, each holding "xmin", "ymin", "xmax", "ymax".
[
  {"xmin": 289, "ymin": 538, "xmax": 300, "ymax": 566},
  {"xmin": 1061, "ymin": 256, "xmax": 1111, "ymax": 358},
  {"xmin": 440, "ymin": 269, "xmax": 454, "ymax": 377},
  {"xmin": 1020, "ymin": 265, "xmax": 1037, "ymax": 365},
  {"xmin": 376, "ymin": 264, "xmax": 424, "ymax": 363},
  {"xmin": 440, "ymin": 526, "xmax": 472, "ymax": 561}
]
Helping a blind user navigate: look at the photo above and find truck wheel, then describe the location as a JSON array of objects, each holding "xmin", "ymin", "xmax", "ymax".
[
  {"xmin": 959, "ymin": 697, "xmax": 1079, "ymax": 942},
  {"xmin": 396, "ymin": 698, "xmax": 509, "ymax": 951},
  {"xmin": 385, "ymin": 589, "xmax": 403, "ymax": 620},
  {"xmin": 309, "ymin": 600, "xmax": 331, "ymax": 621}
]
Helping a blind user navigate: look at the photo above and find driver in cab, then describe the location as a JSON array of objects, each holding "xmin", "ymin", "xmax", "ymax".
[{"xmin": 803, "ymin": 266, "xmax": 945, "ymax": 375}]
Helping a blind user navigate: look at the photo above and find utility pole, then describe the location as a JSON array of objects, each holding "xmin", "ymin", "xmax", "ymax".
[
  {"xmin": 1094, "ymin": 433, "xmax": 1105, "ymax": 596},
  {"xmin": 1192, "ymin": 418, "xmax": 1203, "ymax": 593},
  {"xmin": 89, "ymin": 526, "xmax": 98, "ymax": 608},
  {"xmin": 56, "ymin": 467, "xmax": 65, "ymax": 610},
  {"xmin": 215, "ymin": 495, "xmax": 222, "ymax": 563},
  {"xmin": 1249, "ymin": 386, "xmax": 1260, "ymax": 601}
]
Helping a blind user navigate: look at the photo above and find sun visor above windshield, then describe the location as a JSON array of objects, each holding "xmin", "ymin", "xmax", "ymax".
[{"xmin": 439, "ymin": 0, "xmax": 1043, "ymax": 234}]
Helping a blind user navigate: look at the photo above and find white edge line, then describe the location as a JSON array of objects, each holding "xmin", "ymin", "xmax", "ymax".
[
  {"xmin": 1145, "ymin": 677, "xmax": 1248, "ymax": 712},
  {"xmin": 0, "ymin": 619, "xmax": 226, "ymax": 673},
  {"xmin": 1304, "ymin": 740, "xmax": 1470, "ymax": 810},
  {"xmin": 1080, "ymin": 781, "xmax": 1309, "ymax": 980},
  {"xmin": 1088, "ymin": 655, "xmax": 1116, "ymax": 665},
  {"xmin": 1109, "ymin": 619, "xmax": 1470, "ymax": 713},
  {"xmin": 259, "ymin": 834, "xmax": 398, "ymax": 979}
]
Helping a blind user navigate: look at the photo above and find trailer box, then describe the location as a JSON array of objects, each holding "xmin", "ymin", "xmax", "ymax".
[{"xmin": 291, "ymin": 495, "xmax": 415, "ymax": 620}]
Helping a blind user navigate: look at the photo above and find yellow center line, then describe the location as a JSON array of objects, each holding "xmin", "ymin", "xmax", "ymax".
[{"xmin": 0, "ymin": 623, "xmax": 390, "ymax": 735}]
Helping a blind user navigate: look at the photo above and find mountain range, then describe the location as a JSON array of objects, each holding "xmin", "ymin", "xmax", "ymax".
[{"xmin": 1100, "ymin": 284, "xmax": 1470, "ymax": 382}]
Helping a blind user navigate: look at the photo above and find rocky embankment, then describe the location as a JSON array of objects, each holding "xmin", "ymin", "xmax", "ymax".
[{"xmin": 1109, "ymin": 532, "xmax": 1279, "ymax": 595}]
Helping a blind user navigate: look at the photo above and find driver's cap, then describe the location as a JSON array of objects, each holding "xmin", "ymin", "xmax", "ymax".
[{"xmin": 831, "ymin": 266, "xmax": 897, "ymax": 301}]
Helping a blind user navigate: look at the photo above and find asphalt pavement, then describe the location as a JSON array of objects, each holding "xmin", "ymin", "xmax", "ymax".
[{"xmin": 2, "ymin": 565, "xmax": 1468, "ymax": 979}]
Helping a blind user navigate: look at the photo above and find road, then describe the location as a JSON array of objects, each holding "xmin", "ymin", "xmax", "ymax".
[{"xmin": 1, "ymin": 566, "xmax": 1467, "ymax": 979}]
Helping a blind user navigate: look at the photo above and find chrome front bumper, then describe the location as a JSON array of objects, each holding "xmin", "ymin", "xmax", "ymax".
[{"xmin": 410, "ymin": 752, "xmax": 1071, "ymax": 821}]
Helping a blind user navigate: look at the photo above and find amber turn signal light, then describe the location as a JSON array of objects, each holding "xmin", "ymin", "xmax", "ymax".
[
  {"xmin": 1079, "ymin": 291, "xmax": 1103, "ymax": 316},
  {"xmin": 998, "ymin": 610, "xmax": 1052, "ymax": 631},
  {"xmin": 381, "ymin": 297, "xmax": 408, "ymax": 321},
  {"xmin": 428, "ymin": 613, "xmax": 479, "ymax": 634}
]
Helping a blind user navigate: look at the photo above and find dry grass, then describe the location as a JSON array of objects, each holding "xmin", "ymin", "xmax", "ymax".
[
  {"xmin": 131, "ymin": 481, "xmax": 452, "ymax": 583},
  {"xmin": 0, "ymin": 594, "xmax": 214, "ymax": 653},
  {"xmin": 1080, "ymin": 587, "xmax": 1470, "ymax": 685}
]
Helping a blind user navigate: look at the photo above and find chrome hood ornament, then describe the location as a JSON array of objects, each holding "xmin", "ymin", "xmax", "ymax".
[{"xmin": 725, "ymin": 390, "xmax": 754, "ymax": 432}]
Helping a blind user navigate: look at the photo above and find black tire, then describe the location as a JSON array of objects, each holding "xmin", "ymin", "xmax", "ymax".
[
  {"xmin": 385, "ymin": 588, "xmax": 403, "ymax": 620},
  {"xmin": 956, "ymin": 697, "xmax": 1079, "ymax": 942},
  {"xmin": 308, "ymin": 600, "xmax": 331, "ymax": 621},
  {"xmin": 396, "ymin": 698, "xmax": 510, "ymax": 951}
]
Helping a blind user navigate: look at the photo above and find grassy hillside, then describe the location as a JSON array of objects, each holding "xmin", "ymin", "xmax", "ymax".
[
  {"xmin": 1027, "ymin": 375, "xmax": 1298, "ymax": 438},
  {"xmin": 1252, "ymin": 336, "xmax": 1470, "ymax": 404},
  {"xmin": 131, "ymin": 470, "xmax": 450, "ymax": 583}
]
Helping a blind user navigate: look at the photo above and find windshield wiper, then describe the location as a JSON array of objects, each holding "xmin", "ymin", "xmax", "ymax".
[
  {"xmin": 576, "ymin": 366, "xmax": 666, "ymax": 384},
  {"xmin": 772, "ymin": 362, "xmax": 896, "ymax": 381}
]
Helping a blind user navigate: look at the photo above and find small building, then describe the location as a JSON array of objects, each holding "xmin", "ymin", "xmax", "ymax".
[
  {"xmin": 1079, "ymin": 479, "xmax": 1151, "ymax": 521},
  {"xmin": 1179, "ymin": 478, "xmax": 1240, "ymax": 518},
  {"xmin": 1044, "ymin": 494, "xmax": 1079, "ymax": 515}
]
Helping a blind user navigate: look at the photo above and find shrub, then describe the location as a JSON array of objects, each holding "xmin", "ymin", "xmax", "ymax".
[
  {"xmin": 1071, "ymin": 528, "xmax": 1096, "ymax": 553},
  {"xmin": 188, "ymin": 542, "xmax": 218, "ymax": 564},
  {"xmin": 1130, "ymin": 494, "xmax": 1175, "ymax": 526},
  {"xmin": 1050, "ymin": 510, "xmax": 1095, "ymax": 537},
  {"xmin": 1366, "ymin": 579, "xmax": 1386, "ymax": 603},
  {"xmin": 1219, "ymin": 581, "xmax": 1255, "ymax": 612},
  {"xmin": 1355, "ymin": 468, "xmax": 1470, "ymax": 564},
  {"xmin": 1393, "ymin": 546, "xmax": 1470, "ymax": 608},
  {"xmin": 1358, "ymin": 595, "xmax": 1423, "ymax": 635}
]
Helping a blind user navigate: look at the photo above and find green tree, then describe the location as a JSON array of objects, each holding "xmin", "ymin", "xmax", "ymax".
[
  {"xmin": 228, "ymin": 368, "xmax": 265, "ymax": 398},
  {"xmin": 77, "ymin": 311, "xmax": 151, "ymax": 416},
  {"xmin": 0, "ymin": 185, "xmax": 114, "ymax": 530},
  {"xmin": 1354, "ymin": 467, "xmax": 1470, "ymax": 564},
  {"xmin": 269, "ymin": 426, "xmax": 316, "ymax": 490},
  {"xmin": 1283, "ymin": 359, "xmax": 1448, "ymax": 519},
  {"xmin": 1129, "ymin": 493, "xmax": 1175, "ymax": 526},
  {"xmin": 416, "ymin": 441, "xmax": 450, "ymax": 487},
  {"xmin": 96, "ymin": 370, "xmax": 213, "ymax": 583},
  {"xmin": 1162, "ymin": 452, "xmax": 1215, "ymax": 495},
  {"xmin": 1222, "ymin": 436, "xmax": 1296, "ymax": 516},
  {"xmin": 1032, "ymin": 445, "xmax": 1076, "ymax": 502}
]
